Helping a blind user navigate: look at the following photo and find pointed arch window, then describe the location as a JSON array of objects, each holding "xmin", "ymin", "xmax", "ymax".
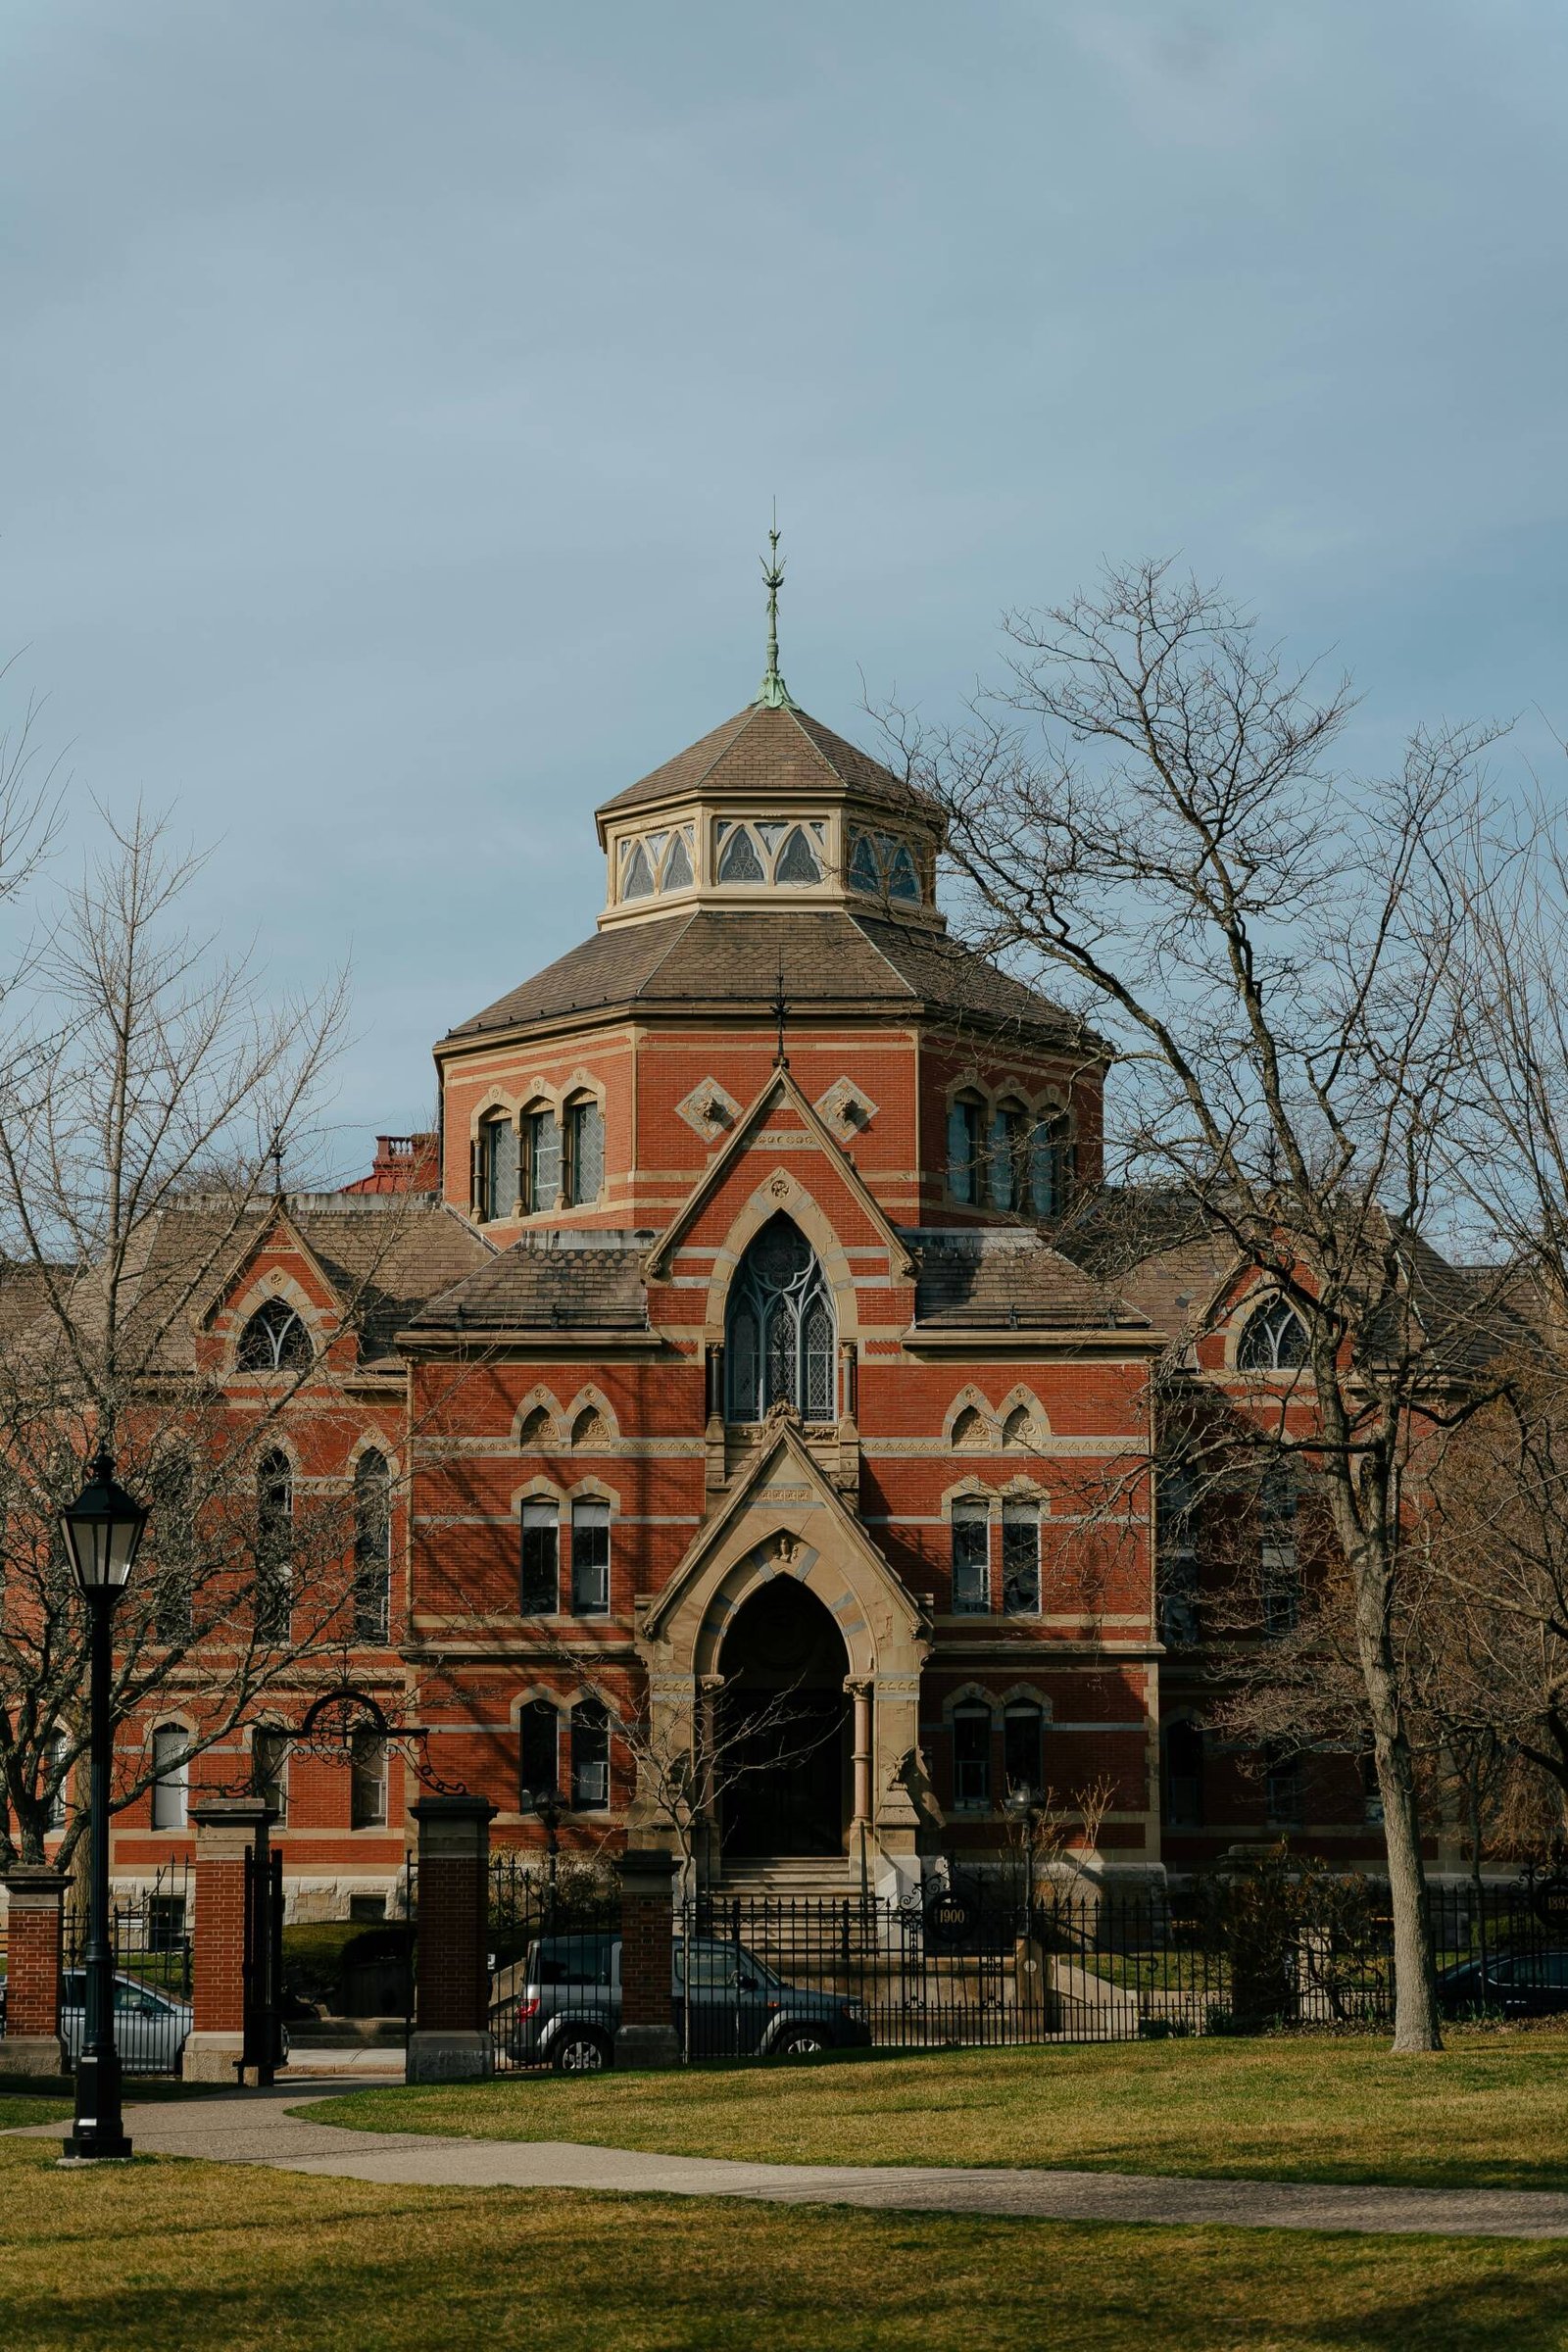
[
  {"xmin": 1238, "ymin": 1297, "xmax": 1309, "ymax": 1373},
  {"xmin": 353, "ymin": 1450, "xmax": 391, "ymax": 1642},
  {"xmin": 237, "ymin": 1298, "xmax": 311, "ymax": 1373},
  {"xmin": 724, "ymin": 1214, "xmax": 837, "ymax": 1424}
]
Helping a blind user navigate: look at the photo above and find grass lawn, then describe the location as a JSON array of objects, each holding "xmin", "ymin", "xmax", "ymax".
[
  {"xmin": 3, "ymin": 2129, "xmax": 1568, "ymax": 2351},
  {"xmin": 314, "ymin": 2029, "xmax": 1568, "ymax": 2193}
]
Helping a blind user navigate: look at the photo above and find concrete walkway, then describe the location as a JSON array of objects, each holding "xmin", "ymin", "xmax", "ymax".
[{"xmin": 14, "ymin": 2085, "xmax": 1568, "ymax": 2240}]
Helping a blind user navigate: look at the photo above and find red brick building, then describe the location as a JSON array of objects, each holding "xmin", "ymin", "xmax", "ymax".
[{"xmin": 85, "ymin": 663, "xmax": 1481, "ymax": 1917}]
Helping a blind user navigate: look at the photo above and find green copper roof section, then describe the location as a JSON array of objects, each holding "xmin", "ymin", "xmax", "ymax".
[{"xmin": 756, "ymin": 510, "xmax": 796, "ymax": 710}]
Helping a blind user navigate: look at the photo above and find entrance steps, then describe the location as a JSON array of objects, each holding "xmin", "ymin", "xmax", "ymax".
[{"xmin": 711, "ymin": 1856, "xmax": 860, "ymax": 1904}]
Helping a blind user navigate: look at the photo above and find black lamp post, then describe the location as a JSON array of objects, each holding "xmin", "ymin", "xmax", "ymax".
[{"xmin": 59, "ymin": 1447, "xmax": 147, "ymax": 2165}]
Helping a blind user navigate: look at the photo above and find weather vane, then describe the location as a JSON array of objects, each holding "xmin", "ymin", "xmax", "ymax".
[{"xmin": 757, "ymin": 501, "xmax": 795, "ymax": 710}]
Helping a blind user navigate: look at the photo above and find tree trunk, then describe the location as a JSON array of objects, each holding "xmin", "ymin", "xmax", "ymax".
[{"xmin": 1352, "ymin": 1562, "xmax": 1442, "ymax": 2051}]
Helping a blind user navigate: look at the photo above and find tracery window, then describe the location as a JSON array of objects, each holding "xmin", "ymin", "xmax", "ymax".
[
  {"xmin": 236, "ymin": 1298, "xmax": 311, "ymax": 1373},
  {"xmin": 478, "ymin": 1112, "xmax": 518, "ymax": 1222},
  {"xmin": 724, "ymin": 1215, "xmax": 836, "ymax": 1424},
  {"xmin": 618, "ymin": 826, "xmax": 696, "ymax": 901},
  {"xmin": 1238, "ymin": 1296, "xmax": 1309, "ymax": 1373},
  {"xmin": 713, "ymin": 818, "xmax": 827, "ymax": 888},
  {"xmin": 846, "ymin": 829, "xmax": 923, "ymax": 904}
]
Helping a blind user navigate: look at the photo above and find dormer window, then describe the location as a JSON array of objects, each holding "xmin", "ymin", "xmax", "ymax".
[
  {"xmin": 713, "ymin": 819, "xmax": 825, "ymax": 888},
  {"xmin": 237, "ymin": 1299, "xmax": 311, "ymax": 1373}
]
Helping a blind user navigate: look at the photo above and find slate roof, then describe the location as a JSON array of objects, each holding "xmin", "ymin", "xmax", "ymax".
[
  {"xmin": 908, "ymin": 1228, "xmax": 1145, "ymax": 1331},
  {"xmin": 409, "ymin": 1230, "xmax": 656, "ymax": 1334},
  {"xmin": 595, "ymin": 701, "xmax": 943, "ymax": 823},
  {"xmin": 445, "ymin": 906, "xmax": 1095, "ymax": 1051}
]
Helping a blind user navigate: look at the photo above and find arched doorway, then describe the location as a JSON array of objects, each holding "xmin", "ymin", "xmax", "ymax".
[{"xmin": 717, "ymin": 1576, "xmax": 850, "ymax": 1859}]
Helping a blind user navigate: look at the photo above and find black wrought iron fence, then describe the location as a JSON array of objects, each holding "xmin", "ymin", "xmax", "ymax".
[
  {"xmin": 473, "ymin": 1864, "xmax": 1568, "ymax": 2071},
  {"xmin": 61, "ymin": 1860, "xmax": 193, "ymax": 2075}
]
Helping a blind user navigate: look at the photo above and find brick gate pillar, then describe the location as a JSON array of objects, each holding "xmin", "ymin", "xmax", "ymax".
[
  {"xmin": 615, "ymin": 1847, "xmax": 678, "ymax": 2069},
  {"xmin": 183, "ymin": 1796, "xmax": 273, "ymax": 2082},
  {"xmin": 407, "ymin": 1795, "xmax": 496, "ymax": 2083},
  {"xmin": 0, "ymin": 1867, "xmax": 70, "ymax": 2076}
]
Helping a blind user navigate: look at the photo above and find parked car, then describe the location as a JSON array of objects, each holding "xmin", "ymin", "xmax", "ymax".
[
  {"xmin": 1436, "ymin": 1945, "xmax": 1568, "ymax": 2021},
  {"xmin": 500, "ymin": 1932, "xmax": 871, "ymax": 2072},
  {"xmin": 59, "ymin": 1971, "xmax": 194, "ymax": 2074}
]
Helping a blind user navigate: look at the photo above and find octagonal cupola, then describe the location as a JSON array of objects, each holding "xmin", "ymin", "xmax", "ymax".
[{"xmin": 593, "ymin": 535, "xmax": 948, "ymax": 933}]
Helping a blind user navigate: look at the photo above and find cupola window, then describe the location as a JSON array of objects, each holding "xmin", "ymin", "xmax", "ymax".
[
  {"xmin": 847, "ymin": 829, "xmax": 923, "ymax": 904},
  {"xmin": 725, "ymin": 1214, "xmax": 836, "ymax": 1424},
  {"xmin": 713, "ymin": 819, "xmax": 826, "ymax": 888},
  {"xmin": 617, "ymin": 826, "xmax": 695, "ymax": 902}
]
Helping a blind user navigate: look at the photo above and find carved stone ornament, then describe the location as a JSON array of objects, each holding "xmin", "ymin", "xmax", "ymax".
[
  {"xmin": 815, "ymin": 1076, "xmax": 878, "ymax": 1141},
  {"xmin": 675, "ymin": 1078, "xmax": 742, "ymax": 1144}
]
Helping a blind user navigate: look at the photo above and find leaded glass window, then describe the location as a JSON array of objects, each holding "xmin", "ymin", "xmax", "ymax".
[
  {"xmin": 622, "ymin": 839, "xmax": 656, "ymax": 899},
  {"xmin": 717, "ymin": 825, "xmax": 765, "ymax": 883},
  {"xmin": 887, "ymin": 843, "xmax": 921, "ymax": 901},
  {"xmin": 848, "ymin": 833, "xmax": 881, "ymax": 893},
  {"xmin": 989, "ymin": 1103, "xmax": 1027, "ymax": 1211},
  {"xmin": 663, "ymin": 829, "xmax": 694, "ymax": 889},
  {"xmin": 524, "ymin": 1107, "xmax": 562, "ymax": 1211},
  {"xmin": 723, "ymin": 1215, "xmax": 837, "ymax": 1423},
  {"xmin": 776, "ymin": 825, "xmax": 822, "ymax": 883},
  {"xmin": 479, "ymin": 1115, "xmax": 518, "ymax": 1221},
  {"xmin": 565, "ymin": 1098, "xmax": 604, "ymax": 1205}
]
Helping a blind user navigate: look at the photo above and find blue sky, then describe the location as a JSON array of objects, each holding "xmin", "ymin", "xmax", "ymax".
[{"xmin": 3, "ymin": 2, "xmax": 1564, "ymax": 1170}]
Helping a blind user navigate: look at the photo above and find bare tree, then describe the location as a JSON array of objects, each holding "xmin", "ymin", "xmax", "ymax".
[
  {"xmin": 885, "ymin": 559, "xmax": 1508, "ymax": 2050},
  {"xmin": 0, "ymin": 801, "xmax": 428, "ymax": 1867}
]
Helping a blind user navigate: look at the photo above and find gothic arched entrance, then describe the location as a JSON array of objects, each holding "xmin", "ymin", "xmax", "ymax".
[{"xmin": 717, "ymin": 1576, "xmax": 850, "ymax": 1859}]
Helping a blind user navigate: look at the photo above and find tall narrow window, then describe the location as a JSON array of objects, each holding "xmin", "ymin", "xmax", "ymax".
[
  {"xmin": 520, "ymin": 1699, "xmax": 560, "ymax": 1807},
  {"xmin": 151, "ymin": 1725, "xmax": 188, "ymax": 1830},
  {"xmin": 237, "ymin": 1298, "xmax": 311, "ymax": 1372},
  {"xmin": 952, "ymin": 1704, "xmax": 992, "ymax": 1808},
  {"xmin": 1164, "ymin": 1720, "xmax": 1204, "ymax": 1828},
  {"xmin": 947, "ymin": 1097, "xmax": 984, "ymax": 1205},
  {"xmin": 252, "ymin": 1729, "xmax": 289, "ymax": 1827},
  {"xmin": 1157, "ymin": 1457, "xmax": 1200, "ymax": 1646},
  {"xmin": 570, "ymin": 1497, "xmax": 611, "ymax": 1616},
  {"xmin": 1259, "ymin": 1464, "xmax": 1300, "ymax": 1637},
  {"xmin": 43, "ymin": 1731, "xmax": 70, "ymax": 1830},
  {"xmin": 353, "ymin": 1450, "xmax": 392, "ymax": 1642},
  {"xmin": 1265, "ymin": 1750, "xmax": 1303, "ymax": 1827},
  {"xmin": 350, "ymin": 1731, "xmax": 387, "ymax": 1828},
  {"xmin": 524, "ymin": 1107, "xmax": 562, "ymax": 1212},
  {"xmin": 951, "ymin": 1498, "xmax": 991, "ymax": 1614},
  {"xmin": 1004, "ymin": 1703, "xmax": 1045, "ymax": 1800},
  {"xmin": 1029, "ymin": 1108, "xmax": 1073, "ymax": 1219},
  {"xmin": 724, "ymin": 1216, "xmax": 836, "ymax": 1424},
  {"xmin": 255, "ymin": 1449, "xmax": 292, "ymax": 1643},
  {"xmin": 1001, "ymin": 1500, "xmax": 1041, "ymax": 1616},
  {"xmin": 520, "ymin": 1499, "xmax": 560, "ymax": 1613},
  {"xmin": 479, "ymin": 1114, "xmax": 518, "ymax": 1222},
  {"xmin": 565, "ymin": 1098, "xmax": 604, "ymax": 1206},
  {"xmin": 989, "ymin": 1103, "xmax": 1027, "ymax": 1211},
  {"xmin": 570, "ymin": 1700, "xmax": 611, "ymax": 1810},
  {"xmin": 151, "ymin": 1451, "xmax": 194, "ymax": 1645}
]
